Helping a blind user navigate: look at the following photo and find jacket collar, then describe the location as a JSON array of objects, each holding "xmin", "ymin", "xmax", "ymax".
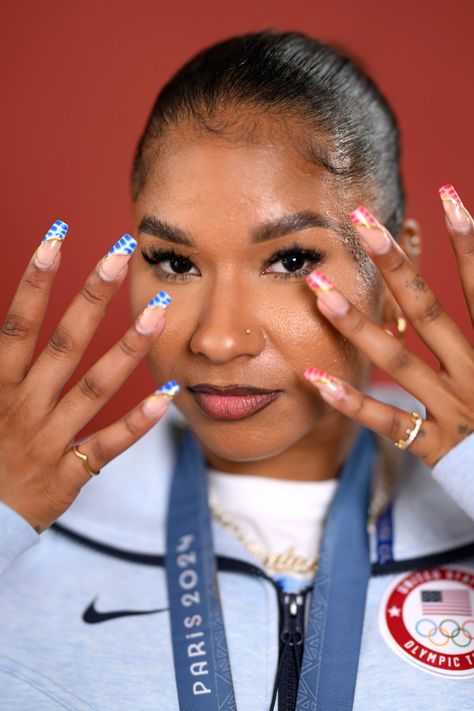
[{"xmin": 58, "ymin": 402, "xmax": 474, "ymax": 565}]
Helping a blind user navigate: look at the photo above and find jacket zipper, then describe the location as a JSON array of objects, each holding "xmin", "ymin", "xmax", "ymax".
[
  {"xmin": 274, "ymin": 592, "xmax": 307, "ymax": 711},
  {"xmin": 217, "ymin": 557, "xmax": 310, "ymax": 711}
]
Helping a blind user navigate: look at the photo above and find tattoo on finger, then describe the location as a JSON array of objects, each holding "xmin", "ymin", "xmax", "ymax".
[{"xmin": 405, "ymin": 275, "xmax": 429, "ymax": 293}]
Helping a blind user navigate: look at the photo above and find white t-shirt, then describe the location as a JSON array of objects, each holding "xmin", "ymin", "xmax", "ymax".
[{"xmin": 208, "ymin": 470, "xmax": 338, "ymax": 593}]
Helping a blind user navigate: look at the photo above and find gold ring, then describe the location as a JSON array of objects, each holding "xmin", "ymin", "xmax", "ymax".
[
  {"xmin": 394, "ymin": 411, "xmax": 423, "ymax": 450},
  {"xmin": 72, "ymin": 445, "xmax": 100, "ymax": 476}
]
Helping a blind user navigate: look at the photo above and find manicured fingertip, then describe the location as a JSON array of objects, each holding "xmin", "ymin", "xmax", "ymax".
[
  {"xmin": 306, "ymin": 271, "xmax": 349, "ymax": 316},
  {"xmin": 349, "ymin": 205, "xmax": 391, "ymax": 255},
  {"xmin": 33, "ymin": 219, "xmax": 69, "ymax": 270},
  {"xmin": 99, "ymin": 234, "xmax": 137, "ymax": 282},
  {"xmin": 156, "ymin": 379, "xmax": 180, "ymax": 397},
  {"xmin": 439, "ymin": 184, "xmax": 472, "ymax": 234},
  {"xmin": 142, "ymin": 393, "xmax": 170, "ymax": 419},
  {"xmin": 306, "ymin": 270, "xmax": 334, "ymax": 292},
  {"xmin": 142, "ymin": 380, "xmax": 180, "ymax": 418},
  {"xmin": 135, "ymin": 290, "xmax": 172, "ymax": 335},
  {"xmin": 304, "ymin": 367, "xmax": 346, "ymax": 400}
]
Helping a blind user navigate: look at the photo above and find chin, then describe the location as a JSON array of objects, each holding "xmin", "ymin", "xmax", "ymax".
[{"xmin": 175, "ymin": 402, "xmax": 322, "ymax": 463}]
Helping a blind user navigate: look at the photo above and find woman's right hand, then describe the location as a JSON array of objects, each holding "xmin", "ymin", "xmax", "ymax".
[{"xmin": 0, "ymin": 221, "xmax": 178, "ymax": 533}]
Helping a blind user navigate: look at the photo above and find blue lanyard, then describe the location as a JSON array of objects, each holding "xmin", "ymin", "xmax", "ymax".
[
  {"xmin": 376, "ymin": 504, "xmax": 394, "ymax": 565},
  {"xmin": 165, "ymin": 427, "xmax": 377, "ymax": 710}
]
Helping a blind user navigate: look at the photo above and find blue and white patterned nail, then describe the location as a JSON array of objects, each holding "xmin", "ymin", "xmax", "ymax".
[
  {"xmin": 156, "ymin": 380, "xmax": 180, "ymax": 398},
  {"xmin": 99, "ymin": 233, "xmax": 137, "ymax": 281},
  {"xmin": 42, "ymin": 219, "xmax": 68, "ymax": 242},
  {"xmin": 142, "ymin": 380, "xmax": 180, "ymax": 417},
  {"xmin": 135, "ymin": 290, "xmax": 172, "ymax": 334},
  {"xmin": 34, "ymin": 219, "xmax": 69, "ymax": 270},
  {"xmin": 146, "ymin": 290, "xmax": 172, "ymax": 309}
]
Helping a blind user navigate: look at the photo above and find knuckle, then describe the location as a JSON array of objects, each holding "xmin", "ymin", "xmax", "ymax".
[
  {"xmin": 24, "ymin": 270, "xmax": 48, "ymax": 291},
  {"xmin": 78, "ymin": 373, "xmax": 103, "ymax": 401},
  {"xmin": 46, "ymin": 326, "xmax": 75, "ymax": 358},
  {"xmin": 385, "ymin": 252, "xmax": 407, "ymax": 276},
  {"xmin": 387, "ymin": 345, "xmax": 412, "ymax": 373},
  {"xmin": 123, "ymin": 413, "xmax": 143, "ymax": 439},
  {"xmin": 388, "ymin": 413, "xmax": 403, "ymax": 440},
  {"xmin": 88, "ymin": 439, "xmax": 108, "ymax": 468},
  {"xmin": 345, "ymin": 309, "xmax": 366, "ymax": 336},
  {"xmin": 350, "ymin": 394, "xmax": 365, "ymax": 417},
  {"xmin": 118, "ymin": 333, "xmax": 141, "ymax": 360},
  {"xmin": 416, "ymin": 299, "xmax": 444, "ymax": 325},
  {"xmin": 1, "ymin": 313, "xmax": 32, "ymax": 342},
  {"xmin": 79, "ymin": 280, "xmax": 106, "ymax": 307}
]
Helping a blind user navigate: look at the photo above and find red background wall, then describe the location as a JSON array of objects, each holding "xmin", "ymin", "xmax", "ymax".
[{"xmin": 1, "ymin": 0, "xmax": 472, "ymax": 436}]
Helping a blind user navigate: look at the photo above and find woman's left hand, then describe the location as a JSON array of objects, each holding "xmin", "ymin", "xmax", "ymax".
[{"xmin": 304, "ymin": 184, "xmax": 474, "ymax": 469}]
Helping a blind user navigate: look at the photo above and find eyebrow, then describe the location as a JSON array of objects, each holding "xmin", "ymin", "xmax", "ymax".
[{"xmin": 138, "ymin": 210, "xmax": 335, "ymax": 247}]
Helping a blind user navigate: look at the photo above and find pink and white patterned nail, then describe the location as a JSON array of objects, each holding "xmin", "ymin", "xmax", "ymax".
[
  {"xmin": 439, "ymin": 184, "xmax": 464, "ymax": 207},
  {"xmin": 306, "ymin": 270, "xmax": 334, "ymax": 292},
  {"xmin": 439, "ymin": 184, "xmax": 472, "ymax": 233},
  {"xmin": 349, "ymin": 205, "xmax": 383, "ymax": 229},
  {"xmin": 304, "ymin": 367, "xmax": 346, "ymax": 399}
]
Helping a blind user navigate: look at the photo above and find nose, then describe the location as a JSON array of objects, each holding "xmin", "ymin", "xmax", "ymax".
[{"xmin": 189, "ymin": 278, "xmax": 265, "ymax": 364}]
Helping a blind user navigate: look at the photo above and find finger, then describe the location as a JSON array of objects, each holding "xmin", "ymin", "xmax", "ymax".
[
  {"xmin": 438, "ymin": 184, "xmax": 474, "ymax": 327},
  {"xmin": 60, "ymin": 381, "xmax": 180, "ymax": 487},
  {"xmin": 28, "ymin": 234, "xmax": 138, "ymax": 404},
  {"xmin": 349, "ymin": 205, "xmax": 472, "ymax": 372},
  {"xmin": 306, "ymin": 270, "xmax": 451, "ymax": 414},
  {"xmin": 304, "ymin": 367, "xmax": 442, "ymax": 467},
  {"xmin": 0, "ymin": 220, "xmax": 68, "ymax": 384},
  {"xmin": 48, "ymin": 290, "xmax": 172, "ymax": 437}
]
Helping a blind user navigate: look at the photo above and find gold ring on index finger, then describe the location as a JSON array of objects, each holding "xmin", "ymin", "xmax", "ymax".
[
  {"xmin": 72, "ymin": 444, "xmax": 101, "ymax": 476},
  {"xmin": 394, "ymin": 411, "xmax": 423, "ymax": 450}
]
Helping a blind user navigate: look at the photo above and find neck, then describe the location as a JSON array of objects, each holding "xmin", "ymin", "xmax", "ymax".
[{"xmin": 203, "ymin": 417, "xmax": 358, "ymax": 482}]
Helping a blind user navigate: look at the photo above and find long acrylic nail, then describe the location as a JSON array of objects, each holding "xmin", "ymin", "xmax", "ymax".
[
  {"xmin": 33, "ymin": 220, "xmax": 68, "ymax": 270},
  {"xmin": 142, "ymin": 381, "xmax": 180, "ymax": 418},
  {"xmin": 304, "ymin": 367, "xmax": 346, "ymax": 400},
  {"xmin": 306, "ymin": 270, "xmax": 349, "ymax": 316},
  {"xmin": 99, "ymin": 234, "xmax": 137, "ymax": 281},
  {"xmin": 439, "ymin": 184, "xmax": 472, "ymax": 234},
  {"xmin": 349, "ymin": 205, "xmax": 391, "ymax": 255},
  {"xmin": 135, "ymin": 291, "xmax": 172, "ymax": 334}
]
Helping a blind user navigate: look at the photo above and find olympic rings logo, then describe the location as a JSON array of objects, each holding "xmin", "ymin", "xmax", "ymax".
[{"xmin": 415, "ymin": 618, "xmax": 474, "ymax": 648}]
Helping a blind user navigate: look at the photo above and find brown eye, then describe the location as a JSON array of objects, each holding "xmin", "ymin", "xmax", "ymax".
[
  {"xmin": 264, "ymin": 246, "xmax": 325, "ymax": 277},
  {"xmin": 280, "ymin": 253, "xmax": 307, "ymax": 272},
  {"xmin": 165, "ymin": 255, "xmax": 194, "ymax": 274},
  {"xmin": 141, "ymin": 247, "xmax": 199, "ymax": 278}
]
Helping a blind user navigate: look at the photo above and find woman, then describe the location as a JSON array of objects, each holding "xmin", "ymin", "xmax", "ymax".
[{"xmin": 0, "ymin": 31, "xmax": 473, "ymax": 711}]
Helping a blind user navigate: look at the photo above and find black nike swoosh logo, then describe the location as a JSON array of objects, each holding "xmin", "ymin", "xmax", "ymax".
[{"xmin": 83, "ymin": 597, "xmax": 168, "ymax": 624}]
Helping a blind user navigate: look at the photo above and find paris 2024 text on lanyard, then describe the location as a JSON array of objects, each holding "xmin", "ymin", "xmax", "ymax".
[{"xmin": 165, "ymin": 426, "xmax": 377, "ymax": 710}]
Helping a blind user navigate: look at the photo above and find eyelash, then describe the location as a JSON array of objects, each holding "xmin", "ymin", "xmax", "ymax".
[{"xmin": 141, "ymin": 243, "xmax": 326, "ymax": 281}]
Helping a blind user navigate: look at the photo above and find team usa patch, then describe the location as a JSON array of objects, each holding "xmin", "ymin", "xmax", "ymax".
[{"xmin": 379, "ymin": 567, "xmax": 474, "ymax": 677}]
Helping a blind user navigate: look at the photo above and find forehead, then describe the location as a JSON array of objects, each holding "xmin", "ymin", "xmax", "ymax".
[{"xmin": 135, "ymin": 118, "xmax": 354, "ymax": 230}]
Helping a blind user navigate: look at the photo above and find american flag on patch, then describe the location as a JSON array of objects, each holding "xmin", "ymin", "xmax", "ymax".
[{"xmin": 421, "ymin": 589, "xmax": 472, "ymax": 616}]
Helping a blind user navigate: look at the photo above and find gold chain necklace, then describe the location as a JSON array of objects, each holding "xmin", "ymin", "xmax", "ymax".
[
  {"xmin": 209, "ymin": 497, "xmax": 318, "ymax": 575},
  {"xmin": 209, "ymin": 434, "xmax": 397, "ymax": 575}
]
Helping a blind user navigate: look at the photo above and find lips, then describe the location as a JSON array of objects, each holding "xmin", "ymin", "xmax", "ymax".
[{"xmin": 188, "ymin": 384, "xmax": 281, "ymax": 421}]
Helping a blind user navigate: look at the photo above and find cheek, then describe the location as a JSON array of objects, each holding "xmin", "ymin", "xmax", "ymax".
[{"xmin": 265, "ymin": 286, "xmax": 360, "ymax": 373}]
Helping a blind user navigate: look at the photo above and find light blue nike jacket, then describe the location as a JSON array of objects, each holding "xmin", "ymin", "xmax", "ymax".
[{"xmin": 0, "ymin": 387, "xmax": 473, "ymax": 710}]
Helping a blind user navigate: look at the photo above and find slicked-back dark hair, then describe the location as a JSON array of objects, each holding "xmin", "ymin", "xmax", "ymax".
[{"xmin": 131, "ymin": 30, "xmax": 404, "ymax": 236}]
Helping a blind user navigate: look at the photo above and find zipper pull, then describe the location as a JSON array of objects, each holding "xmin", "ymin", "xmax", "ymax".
[{"xmin": 280, "ymin": 593, "xmax": 304, "ymax": 645}]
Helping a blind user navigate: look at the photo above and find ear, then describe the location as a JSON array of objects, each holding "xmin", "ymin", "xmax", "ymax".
[{"xmin": 380, "ymin": 217, "xmax": 423, "ymax": 335}]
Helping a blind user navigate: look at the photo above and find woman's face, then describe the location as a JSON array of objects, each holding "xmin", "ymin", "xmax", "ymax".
[{"xmin": 130, "ymin": 117, "xmax": 383, "ymax": 463}]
